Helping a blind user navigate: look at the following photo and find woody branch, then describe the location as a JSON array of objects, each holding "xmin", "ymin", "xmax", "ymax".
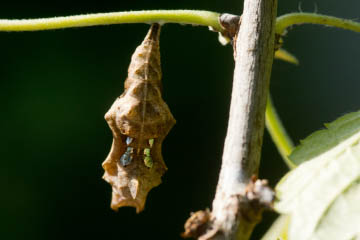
[{"xmin": 194, "ymin": 0, "xmax": 278, "ymax": 239}]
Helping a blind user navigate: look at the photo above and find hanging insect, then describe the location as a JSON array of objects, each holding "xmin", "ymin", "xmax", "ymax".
[{"xmin": 102, "ymin": 23, "xmax": 176, "ymax": 213}]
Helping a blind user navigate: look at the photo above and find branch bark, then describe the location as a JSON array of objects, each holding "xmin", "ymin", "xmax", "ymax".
[
  {"xmin": 182, "ymin": 0, "xmax": 278, "ymax": 239},
  {"xmin": 209, "ymin": 0, "xmax": 278, "ymax": 239}
]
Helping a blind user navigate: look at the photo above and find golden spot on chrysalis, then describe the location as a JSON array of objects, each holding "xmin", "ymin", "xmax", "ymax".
[{"xmin": 102, "ymin": 23, "xmax": 176, "ymax": 213}]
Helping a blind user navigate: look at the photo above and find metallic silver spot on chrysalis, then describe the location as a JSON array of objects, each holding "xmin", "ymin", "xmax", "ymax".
[
  {"xmin": 120, "ymin": 147, "xmax": 133, "ymax": 166},
  {"xmin": 126, "ymin": 137, "xmax": 133, "ymax": 145}
]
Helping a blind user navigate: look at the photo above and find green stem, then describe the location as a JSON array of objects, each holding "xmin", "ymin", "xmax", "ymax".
[
  {"xmin": 269, "ymin": 13, "xmax": 360, "ymax": 169},
  {"xmin": 0, "ymin": 10, "xmax": 221, "ymax": 32},
  {"xmin": 276, "ymin": 12, "xmax": 360, "ymax": 35},
  {"xmin": 265, "ymin": 96, "xmax": 296, "ymax": 169}
]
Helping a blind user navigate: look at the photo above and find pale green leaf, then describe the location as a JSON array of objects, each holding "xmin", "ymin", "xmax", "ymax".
[
  {"xmin": 261, "ymin": 215, "xmax": 290, "ymax": 240},
  {"xmin": 314, "ymin": 179, "xmax": 360, "ymax": 240},
  {"xmin": 274, "ymin": 111, "xmax": 360, "ymax": 240}
]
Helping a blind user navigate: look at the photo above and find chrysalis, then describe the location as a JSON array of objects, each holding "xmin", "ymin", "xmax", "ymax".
[{"xmin": 102, "ymin": 24, "xmax": 176, "ymax": 213}]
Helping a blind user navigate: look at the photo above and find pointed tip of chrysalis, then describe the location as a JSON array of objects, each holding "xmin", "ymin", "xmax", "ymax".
[{"xmin": 145, "ymin": 23, "xmax": 161, "ymax": 42}]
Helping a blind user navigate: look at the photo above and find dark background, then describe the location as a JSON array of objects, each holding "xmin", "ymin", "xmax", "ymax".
[{"xmin": 1, "ymin": 1, "xmax": 359, "ymax": 239}]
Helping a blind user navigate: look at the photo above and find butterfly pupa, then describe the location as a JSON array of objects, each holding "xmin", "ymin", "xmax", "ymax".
[{"xmin": 102, "ymin": 23, "xmax": 176, "ymax": 213}]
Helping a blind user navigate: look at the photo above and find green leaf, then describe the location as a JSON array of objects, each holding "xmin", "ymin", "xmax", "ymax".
[
  {"xmin": 274, "ymin": 48, "xmax": 299, "ymax": 65},
  {"xmin": 314, "ymin": 180, "xmax": 360, "ymax": 240},
  {"xmin": 261, "ymin": 215, "xmax": 290, "ymax": 240},
  {"xmin": 290, "ymin": 110, "xmax": 360, "ymax": 166},
  {"xmin": 274, "ymin": 111, "xmax": 360, "ymax": 240}
]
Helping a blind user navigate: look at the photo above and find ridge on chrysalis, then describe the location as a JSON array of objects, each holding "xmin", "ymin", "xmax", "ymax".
[{"xmin": 102, "ymin": 23, "xmax": 176, "ymax": 213}]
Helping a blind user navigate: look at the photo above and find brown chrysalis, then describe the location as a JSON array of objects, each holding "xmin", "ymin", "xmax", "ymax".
[{"xmin": 102, "ymin": 23, "xmax": 176, "ymax": 213}]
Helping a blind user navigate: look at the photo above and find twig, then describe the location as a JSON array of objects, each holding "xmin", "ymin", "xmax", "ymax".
[
  {"xmin": 275, "ymin": 12, "xmax": 360, "ymax": 35},
  {"xmin": 0, "ymin": 10, "xmax": 221, "ymax": 32},
  {"xmin": 265, "ymin": 96, "xmax": 296, "ymax": 169},
  {"xmin": 189, "ymin": 0, "xmax": 278, "ymax": 239}
]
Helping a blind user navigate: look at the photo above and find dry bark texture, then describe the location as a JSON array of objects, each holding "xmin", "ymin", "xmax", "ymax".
[
  {"xmin": 211, "ymin": 0, "xmax": 277, "ymax": 238},
  {"xmin": 183, "ymin": 0, "xmax": 277, "ymax": 239},
  {"xmin": 102, "ymin": 24, "xmax": 176, "ymax": 213}
]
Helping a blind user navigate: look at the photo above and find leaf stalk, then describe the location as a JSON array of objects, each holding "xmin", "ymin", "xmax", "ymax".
[{"xmin": 0, "ymin": 10, "xmax": 222, "ymax": 32}]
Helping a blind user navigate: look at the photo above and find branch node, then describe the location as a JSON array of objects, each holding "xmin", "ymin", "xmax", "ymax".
[
  {"xmin": 182, "ymin": 209, "xmax": 212, "ymax": 239},
  {"xmin": 219, "ymin": 13, "xmax": 242, "ymax": 40},
  {"xmin": 182, "ymin": 177, "xmax": 275, "ymax": 240},
  {"xmin": 240, "ymin": 177, "xmax": 275, "ymax": 222}
]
